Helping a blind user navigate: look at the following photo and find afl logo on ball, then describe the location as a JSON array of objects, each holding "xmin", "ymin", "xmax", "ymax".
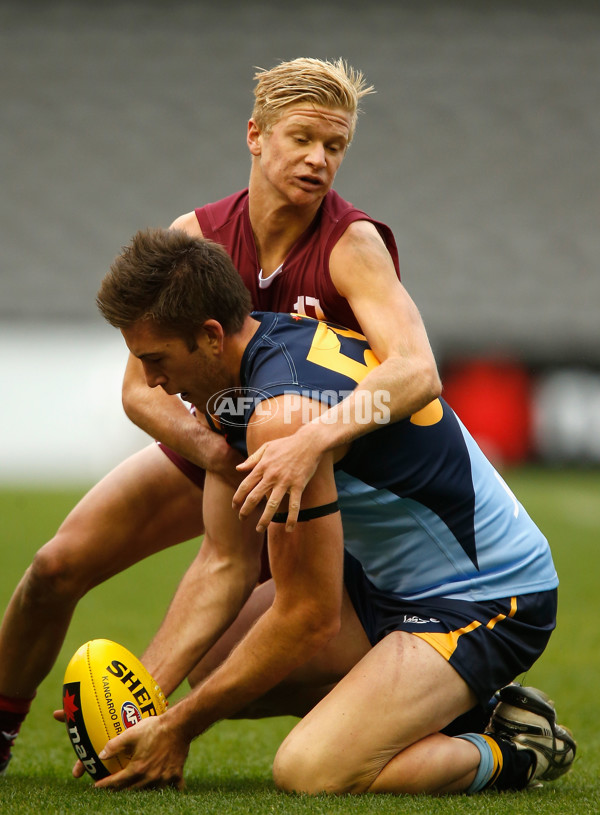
[{"xmin": 121, "ymin": 702, "xmax": 142, "ymax": 729}]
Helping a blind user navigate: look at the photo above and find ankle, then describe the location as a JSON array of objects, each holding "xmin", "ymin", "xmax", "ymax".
[
  {"xmin": 0, "ymin": 693, "xmax": 36, "ymax": 761},
  {"xmin": 0, "ymin": 693, "xmax": 36, "ymax": 715},
  {"xmin": 485, "ymin": 734, "xmax": 534, "ymax": 791}
]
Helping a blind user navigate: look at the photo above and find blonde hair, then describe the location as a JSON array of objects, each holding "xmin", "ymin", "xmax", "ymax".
[{"xmin": 251, "ymin": 57, "xmax": 374, "ymax": 142}]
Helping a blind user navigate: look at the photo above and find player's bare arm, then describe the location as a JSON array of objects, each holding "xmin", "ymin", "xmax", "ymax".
[
  {"xmin": 331, "ymin": 220, "xmax": 441, "ymax": 416},
  {"xmin": 139, "ymin": 471, "xmax": 265, "ymax": 697},
  {"xmin": 234, "ymin": 220, "xmax": 441, "ymax": 530},
  {"xmin": 95, "ymin": 397, "xmax": 345, "ymax": 790},
  {"xmin": 54, "ymin": 469, "xmax": 264, "ymax": 781}
]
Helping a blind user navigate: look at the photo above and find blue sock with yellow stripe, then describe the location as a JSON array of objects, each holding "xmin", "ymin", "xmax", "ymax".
[
  {"xmin": 457, "ymin": 734, "xmax": 500, "ymax": 792},
  {"xmin": 457, "ymin": 733, "xmax": 533, "ymax": 792}
]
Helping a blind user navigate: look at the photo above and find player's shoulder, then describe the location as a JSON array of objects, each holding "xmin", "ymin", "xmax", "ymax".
[
  {"xmin": 251, "ymin": 312, "xmax": 321, "ymax": 350},
  {"xmin": 169, "ymin": 210, "xmax": 203, "ymax": 237},
  {"xmin": 334, "ymin": 217, "xmax": 389, "ymax": 251},
  {"xmin": 243, "ymin": 314, "xmax": 312, "ymax": 388},
  {"xmin": 329, "ymin": 218, "xmax": 398, "ymax": 298},
  {"xmin": 246, "ymin": 313, "xmax": 374, "ymax": 404}
]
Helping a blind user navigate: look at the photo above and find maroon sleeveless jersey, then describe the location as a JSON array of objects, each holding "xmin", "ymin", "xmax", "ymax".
[
  {"xmin": 158, "ymin": 188, "xmax": 400, "ymax": 503},
  {"xmin": 194, "ymin": 188, "xmax": 400, "ymax": 332}
]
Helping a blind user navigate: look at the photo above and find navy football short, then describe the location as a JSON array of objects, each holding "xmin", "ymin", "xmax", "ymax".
[{"xmin": 344, "ymin": 552, "xmax": 557, "ymax": 705}]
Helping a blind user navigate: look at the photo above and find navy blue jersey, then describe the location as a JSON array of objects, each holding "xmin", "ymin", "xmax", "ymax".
[{"xmin": 216, "ymin": 312, "xmax": 557, "ymax": 603}]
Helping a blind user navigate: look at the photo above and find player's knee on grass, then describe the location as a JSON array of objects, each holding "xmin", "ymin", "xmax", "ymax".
[
  {"xmin": 273, "ymin": 737, "xmax": 328, "ymax": 794},
  {"xmin": 273, "ymin": 729, "xmax": 369, "ymax": 795}
]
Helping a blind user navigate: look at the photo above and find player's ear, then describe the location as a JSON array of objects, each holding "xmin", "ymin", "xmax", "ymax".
[
  {"xmin": 247, "ymin": 119, "xmax": 262, "ymax": 156},
  {"xmin": 201, "ymin": 320, "xmax": 225, "ymax": 353}
]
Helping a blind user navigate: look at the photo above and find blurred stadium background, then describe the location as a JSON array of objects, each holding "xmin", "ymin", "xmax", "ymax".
[{"xmin": 1, "ymin": 0, "xmax": 599, "ymax": 483}]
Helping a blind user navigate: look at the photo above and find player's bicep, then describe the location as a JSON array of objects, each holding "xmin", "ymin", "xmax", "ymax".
[
  {"xmin": 330, "ymin": 221, "xmax": 432, "ymax": 362},
  {"xmin": 245, "ymin": 393, "xmax": 328, "ymax": 455},
  {"xmin": 247, "ymin": 395, "xmax": 344, "ymax": 613},
  {"xmin": 267, "ymin": 454, "xmax": 343, "ymax": 614},
  {"xmin": 202, "ymin": 471, "xmax": 264, "ymax": 572},
  {"xmin": 248, "ymin": 392, "xmax": 341, "ymax": 495}
]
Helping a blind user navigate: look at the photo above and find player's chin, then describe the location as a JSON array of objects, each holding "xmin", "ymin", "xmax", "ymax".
[{"xmin": 290, "ymin": 180, "xmax": 328, "ymax": 202}]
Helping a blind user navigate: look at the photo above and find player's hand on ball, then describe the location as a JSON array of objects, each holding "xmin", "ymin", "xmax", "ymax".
[{"xmin": 94, "ymin": 715, "xmax": 189, "ymax": 790}]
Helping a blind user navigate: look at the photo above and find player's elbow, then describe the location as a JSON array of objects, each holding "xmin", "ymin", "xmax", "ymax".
[
  {"xmin": 121, "ymin": 389, "xmax": 136, "ymax": 423},
  {"xmin": 299, "ymin": 602, "xmax": 341, "ymax": 651},
  {"xmin": 387, "ymin": 350, "xmax": 442, "ymax": 417},
  {"xmin": 121, "ymin": 377, "xmax": 149, "ymax": 426},
  {"xmin": 423, "ymin": 360, "xmax": 443, "ymax": 404},
  {"xmin": 121, "ymin": 353, "xmax": 155, "ymax": 425},
  {"xmin": 281, "ymin": 598, "xmax": 341, "ymax": 655},
  {"xmin": 121, "ymin": 377, "xmax": 138, "ymax": 419},
  {"xmin": 408, "ymin": 353, "xmax": 442, "ymax": 412}
]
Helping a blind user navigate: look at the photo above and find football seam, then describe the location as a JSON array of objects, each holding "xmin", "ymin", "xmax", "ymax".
[{"xmin": 86, "ymin": 641, "xmax": 126, "ymax": 771}]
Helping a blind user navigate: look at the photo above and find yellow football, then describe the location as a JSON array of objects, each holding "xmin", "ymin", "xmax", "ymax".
[{"xmin": 62, "ymin": 638, "xmax": 167, "ymax": 780}]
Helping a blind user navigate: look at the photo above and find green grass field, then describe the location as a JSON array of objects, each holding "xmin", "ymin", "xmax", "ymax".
[{"xmin": 1, "ymin": 468, "xmax": 599, "ymax": 814}]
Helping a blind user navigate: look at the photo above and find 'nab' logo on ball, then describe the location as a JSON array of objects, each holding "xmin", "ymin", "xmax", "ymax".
[
  {"xmin": 121, "ymin": 702, "xmax": 142, "ymax": 729},
  {"xmin": 63, "ymin": 681, "xmax": 111, "ymax": 779}
]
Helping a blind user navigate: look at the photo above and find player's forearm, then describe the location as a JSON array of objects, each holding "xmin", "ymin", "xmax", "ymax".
[
  {"xmin": 123, "ymin": 385, "xmax": 208, "ymax": 462},
  {"xmin": 166, "ymin": 599, "xmax": 338, "ymax": 741},
  {"xmin": 122, "ymin": 354, "xmax": 214, "ymax": 467},
  {"xmin": 301, "ymin": 354, "xmax": 442, "ymax": 453},
  {"xmin": 142, "ymin": 545, "xmax": 260, "ymax": 697},
  {"xmin": 169, "ymin": 466, "xmax": 343, "ymax": 738}
]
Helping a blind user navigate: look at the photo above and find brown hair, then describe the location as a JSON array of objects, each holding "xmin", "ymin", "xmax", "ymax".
[
  {"xmin": 97, "ymin": 229, "xmax": 252, "ymax": 344},
  {"xmin": 251, "ymin": 57, "xmax": 374, "ymax": 141}
]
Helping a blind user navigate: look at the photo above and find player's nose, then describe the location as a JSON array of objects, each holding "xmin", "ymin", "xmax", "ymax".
[
  {"xmin": 142, "ymin": 364, "xmax": 167, "ymax": 389},
  {"xmin": 305, "ymin": 143, "xmax": 326, "ymax": 168}
]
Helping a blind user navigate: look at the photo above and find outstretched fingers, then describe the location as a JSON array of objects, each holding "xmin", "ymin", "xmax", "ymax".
[{"xmin": 93, "ymin": 717, "xmax": 188, "ymax": 791}]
